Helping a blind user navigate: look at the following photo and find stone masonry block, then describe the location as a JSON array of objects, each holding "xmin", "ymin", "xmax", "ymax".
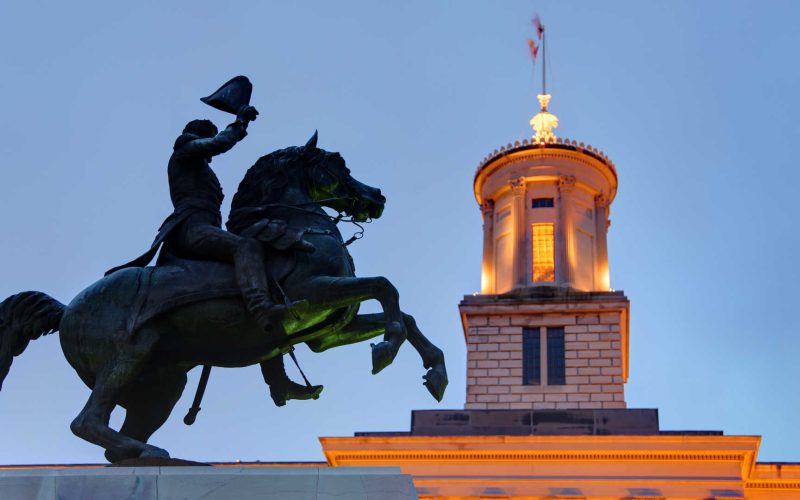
[
  {"xmin": 521, "ymin": 394, "xmax": 544, "ymax": 402},
  {"xmin": 566, "ymin": 359, "xmax": 589, "ymax": 367},
  {"xmin": 464, "ymin": 402, "xmax": 487, "ymax": 409},
  {"xmin": 565, "ymin": 325, "xmax": 589, "ymax": 334},
  {"xmin": 489, "ymin": 316, "xmax": 511, "ymax": 326},
  {"xmin": 487, "ymin": 385, "xmax": 510, "ymax": 394},
  {"xmin": 599, "ymin": 313, "xmax": 619, "ymax": 324},
  {"xmin": 567, "ymin": 393, "xmax": 591, "ymax": 402},
  {"xmin": 488, "ymin": 351, "xmax": 511, "ymax": 360},
  {"xmin": 487, "ymin": 368, "xmax": 510, "ymax": 377}
]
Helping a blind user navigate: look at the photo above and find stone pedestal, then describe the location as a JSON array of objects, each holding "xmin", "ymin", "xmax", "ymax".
[{"xmin": 0, "ymin": 466, "xmax": 417, "ymax": 500}]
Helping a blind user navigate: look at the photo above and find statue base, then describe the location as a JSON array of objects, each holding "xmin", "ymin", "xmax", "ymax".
[{"xmin": 0, "ymin": 465, "xmax": 417, "ymax": 499}]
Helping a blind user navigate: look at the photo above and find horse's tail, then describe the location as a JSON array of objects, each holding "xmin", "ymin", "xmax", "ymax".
[{"xmin": 0, "ymin": 291, "xmax": 65, "ymax": 391}]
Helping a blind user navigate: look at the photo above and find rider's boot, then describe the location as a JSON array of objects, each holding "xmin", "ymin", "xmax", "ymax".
[
  {"xmin": 234, "ymin": 238, "xmax": 287, "ymax": 340},
  {"xmin": 261, "ymin": 356, "xmax": 324, "ymax": 407}
]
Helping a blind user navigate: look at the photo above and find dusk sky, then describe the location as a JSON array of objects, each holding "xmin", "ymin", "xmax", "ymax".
[{"xmin": 1, "ymin": 1, "xmax": 799, "ymax": 464}]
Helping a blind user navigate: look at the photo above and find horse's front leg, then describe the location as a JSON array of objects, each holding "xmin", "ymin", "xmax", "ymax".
[
  {"xmin": 306, "ymin": 312, "xmax": 447, "ymax": 401},
  {"xmin": 292, "ymin": 276, "xmax": 406, "ymax": 374}
]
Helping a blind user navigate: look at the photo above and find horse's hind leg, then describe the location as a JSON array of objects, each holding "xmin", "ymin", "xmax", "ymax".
[
  {"xmin": 109, "ymin": 366, "xmax": 188, "ymax": 463},
  {"xmin": 69, "ymin": 328, "xmax": 166, "ymax": 462}
]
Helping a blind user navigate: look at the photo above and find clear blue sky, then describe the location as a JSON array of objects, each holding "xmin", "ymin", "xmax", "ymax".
[{"xmin": 1, "ymin": 1, "xmax": 798, "ymax": 464}]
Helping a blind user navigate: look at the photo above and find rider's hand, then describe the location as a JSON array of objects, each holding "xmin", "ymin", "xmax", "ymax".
[{"xmin": 237, "ymin": 105, "xmax": 259, "ymax": 123}]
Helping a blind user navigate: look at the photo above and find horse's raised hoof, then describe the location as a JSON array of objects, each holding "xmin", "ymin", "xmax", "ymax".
[
  {"xmin": 423, "ymin": 366, "xmax": 448, "ymax": 402},
  {"xmin": 370, "ymin": 341, "xmax": 397, "ymax": 375},
  {"xmin": 139, "ymin": 445, "xmax": 170, "ymax": 459}
]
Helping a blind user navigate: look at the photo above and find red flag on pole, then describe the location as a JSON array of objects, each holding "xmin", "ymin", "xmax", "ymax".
[
  {"xmin": 527, "ymin": 38, "xmax": 539, "ymax": 61},
  {"xmin": 533, "ymin": 15, "xmax": 543, "ymax": 39}
]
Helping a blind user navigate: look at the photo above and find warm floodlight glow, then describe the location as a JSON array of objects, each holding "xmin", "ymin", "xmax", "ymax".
[
  {"xmin": 530, "ymin": 94, "xmax": 559, "ymax": 144},
  {"xmin": 532, "ymin": 223, "xmax": 555, "ymax": 282}
]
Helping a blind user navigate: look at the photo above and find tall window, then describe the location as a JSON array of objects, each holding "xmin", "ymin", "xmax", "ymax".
[
  {"xmin": 532, "ymin": 223, "xmax": 555, "ymax": 282},
  {"xmin": 523, "ymin": 327, "xmax": 566, "ymax": 386},
  {"xmin": 522, "ymin": 329, "xmax": 541, "ymax": 385}
]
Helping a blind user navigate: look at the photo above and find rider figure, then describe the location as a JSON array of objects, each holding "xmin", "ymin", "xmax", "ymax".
[{"xmin": 107, "ymin": 105, "xmax": 321, "ymax": 406}]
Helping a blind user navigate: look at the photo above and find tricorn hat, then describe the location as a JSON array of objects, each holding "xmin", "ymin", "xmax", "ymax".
[{"xmin": 200, "ymin": 76, "xmax": 252, "ymax": 114}]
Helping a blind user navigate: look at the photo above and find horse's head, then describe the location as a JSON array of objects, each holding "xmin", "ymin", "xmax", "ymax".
[
  {"xmin": 228, "ymin": 132, "xmax": 386, "ymax": 233},
  {"xmin": 300, "ymin": 132, "xmax": 385, "ymax": 222}
]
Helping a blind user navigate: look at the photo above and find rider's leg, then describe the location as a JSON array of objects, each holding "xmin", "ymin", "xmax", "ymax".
[
  {"xmin": 179, "ymin": 221, "xmax": 287, "ymax": 338},
  {"xmin": 260, "ymin": 357, "xmax": 323, "ymax": 407}
]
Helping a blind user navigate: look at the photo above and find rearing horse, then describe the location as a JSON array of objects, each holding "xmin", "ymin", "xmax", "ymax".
[{"xmin": 0, "ymin": 135, "xmax": 447, "ymax": 462}]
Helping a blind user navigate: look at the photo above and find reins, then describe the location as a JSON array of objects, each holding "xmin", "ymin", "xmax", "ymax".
[{"xmin": 229, "ymin": 198, "xmax": 372, "ymax": 247}]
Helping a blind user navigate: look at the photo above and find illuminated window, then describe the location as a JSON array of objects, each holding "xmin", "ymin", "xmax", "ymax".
[
  {"xmin": 532, "ymin": 223, "xmax": 555, "ymax": 282},
  {"xmin": 531, "ymin": 197, "xmax": 554, "ymax": 208},
  {"xmin": 523, "ymin": 327, "xmax": 566, "ymax": 386}
]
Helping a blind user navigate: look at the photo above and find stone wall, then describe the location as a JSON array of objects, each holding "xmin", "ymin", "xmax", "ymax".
[{"xmin": 460, "ymin": 292, "xmax": 629, "ymax": 411}]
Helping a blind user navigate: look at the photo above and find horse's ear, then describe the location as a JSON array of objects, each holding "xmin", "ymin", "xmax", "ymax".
[{"xmin": 305, "ymin": 130, "xmax": 318, "ymax": 149}]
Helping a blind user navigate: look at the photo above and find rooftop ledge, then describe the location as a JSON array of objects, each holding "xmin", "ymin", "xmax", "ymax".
[
  {"xmin": 461, "ymin": 286, "xmax": 628, "ymax": 306},
  {"xmin": 475, "ymin": 140, "xmax": 616, "ymax": 182}
]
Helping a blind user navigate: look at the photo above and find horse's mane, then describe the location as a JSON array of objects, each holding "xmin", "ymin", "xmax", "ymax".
[{"xmin": 227, "ymin": 145, "xmax": 326, "ymax": 233}]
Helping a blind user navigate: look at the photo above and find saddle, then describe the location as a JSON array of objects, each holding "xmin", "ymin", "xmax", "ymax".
[{"xmin": 125, "ymin": 250, "xmax": 296, "ymax": 334}]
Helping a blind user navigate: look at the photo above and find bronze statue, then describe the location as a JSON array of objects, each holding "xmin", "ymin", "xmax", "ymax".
[{"xmin": 0, "ymin": 77, "xmax": 447, "ymax": 462}]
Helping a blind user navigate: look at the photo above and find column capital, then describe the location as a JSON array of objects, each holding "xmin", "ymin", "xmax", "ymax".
[
  {"xmin": 510, "ymin": 177, "xmax": 527, "ymax": 195},
  {"xmin": 558, "ymin": 175, "xmax": 576, "ymax": 192},
  {"xmin": 480, "ymin": 198, "xmax": 495, "ymax": 216},
  {"xmin": 594, "ymin": 193, "xmax": 610, "ymax": 208}
]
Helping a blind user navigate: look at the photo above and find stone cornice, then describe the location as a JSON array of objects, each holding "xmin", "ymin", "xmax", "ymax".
[{"xmin": 473, "ymin": 142, "xmax": 617, "ymax": 206}]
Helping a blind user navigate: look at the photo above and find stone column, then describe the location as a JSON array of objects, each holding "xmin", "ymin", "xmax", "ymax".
[
  {"xmin": 556, "ymin": 175, "xmax": 576, "ymax": 286},
  {"xmin": 510, "ymin": 177, "xmax": 527, "ymax": 288},
  {"xmin": 594, "ymin": 194, "xmax": 610, "ymax": 291},
  {"xmin": 480, "ymin": 198, "xmax": 495, "ymax": 294}
]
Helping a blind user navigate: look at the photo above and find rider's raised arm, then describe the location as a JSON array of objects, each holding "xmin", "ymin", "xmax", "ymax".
[
  {"xmin": 176, "ymin": 121, "xmax": 248, "ymax": 160},
  {"xmin": 175, "ymin": 106, "xmax": 259, "ymax": 161}
]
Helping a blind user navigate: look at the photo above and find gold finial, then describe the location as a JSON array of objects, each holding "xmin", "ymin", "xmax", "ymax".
[{"xmin": 530, "ymin": 94, "xmax": 558, "ymax": 144}]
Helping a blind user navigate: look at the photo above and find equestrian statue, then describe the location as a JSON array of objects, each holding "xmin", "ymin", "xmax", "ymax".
[{"xmin": 0, "ymin": 76, "xmax": 448, "ymax": 462}]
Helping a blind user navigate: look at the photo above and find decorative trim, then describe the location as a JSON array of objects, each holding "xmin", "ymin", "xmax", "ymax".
[
  {"xmin": 746, "ymin": 481, "xmax": 800, "ymax": 490},
  {"xmin": 480, "ymin": 198, "xmax": 495, "ymax": 216},
  {"xmin": 476, "ymin": 139, "xmax": 616, "ymax": 178},
  {"xmin": 558, "ymin": 175, "xmax": 577, "ymax": 192},
  {"xmin": 510, "ymin": 177, "xmax": 527, "ymax": 195},
  {"xmin": 329, "ymin": 451, "xmax": 748, "ymax": 464}
]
